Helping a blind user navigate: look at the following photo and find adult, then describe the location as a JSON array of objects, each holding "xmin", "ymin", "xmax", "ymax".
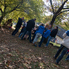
[
  {"xmin": 32, "ymin": 24, "xmax": 45, "ymax": 46},
  {"xmin": 54, "ymin": 30, "xmax": 69, "ymax": 64},
  {"xmin": 12, "ymin": 17, "xmax": 24, "ymax": 36},
  {"xmin": 21, "ymin": 18, "xmax": 36, "ymax": 42},
  {"xmin": 45, "ymin": 26, "xmax": 58, "ymax": 47}
]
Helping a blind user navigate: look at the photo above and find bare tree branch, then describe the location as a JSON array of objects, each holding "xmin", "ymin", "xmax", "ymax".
[
  {"xmin": 4, "ymin": 0, "xmax": 7, "ymax": 14},
  {"xmin": 55, "ymin": 0, "xmax": 68, "ymax": 14},
  {"xmin": 0, "ymin": 0, "xmax": 4, "ymax": 5},
  {"xmin": 57, "ymin": 9, "xmax": 69, "ymax": 16},
  {"xmin": 6, "ymin": 0, "xmax": 24, "ymax": 13},
  {"xmin": 61, "ymin": 0, "xmax": 63, "ymax": 4},
  {"xmin": 0, "ymin": 8, "xmax": 3, "ymax": 13},
  {"xmin": 50, "ymin": 0, "xmax": 55, "ymax": 14},
  {"xmin": 63, "ymin": 8, "xmax": 69, "ymax": 9},
  {"xmin": 7, "ymin": 4, "xmax": 19, "ymax": 13}
]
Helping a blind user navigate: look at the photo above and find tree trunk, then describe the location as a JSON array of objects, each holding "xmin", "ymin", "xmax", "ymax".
[
  {"xmin": 50, "ymin": 0, "xmax": 68, "ymax": 27},
  {"xmin": 50, "ymin": 14, "xmax": 57, "ymax": 26},
  {"xmin": 0, "ymin": 16, "xmax": 4, "ymax": 24}
]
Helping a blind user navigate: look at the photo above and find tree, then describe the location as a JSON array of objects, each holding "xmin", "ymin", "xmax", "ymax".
[
  {"xmin": 41, "ymin": 15, "xmax": 52, "ymax": 24},
  {"xmin": 0, "ymin": 0, "xmax": 24, "ymax": 23},
  {"xmin": 0, "ymin": 0, "xmax": 45, "ymax": 25},
  {"xmin": 44, "ymin": 0, "xmax": 69, "ymax": 26}
]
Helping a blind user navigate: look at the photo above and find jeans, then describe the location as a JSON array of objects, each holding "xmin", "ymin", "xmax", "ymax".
[
  {"xmin": 12, "ymin": 27, "xmax": 20, "ymax": 35},
  {"xmin": 21, "ymin": 29, "xmax": 31, "ymax": 42},
  {"xmin": 33, "ymin": 33, "xmax": 42, "ymax": 43},
  {"xmin": 54, "ymin": 45, "xmax": 64, "ymax": 59},
  {"xmin": 31, "ymin": 33, "xmax": 36, "ymax": 42},
  {"xmin": 18, "ymin": 33, "xmax": 23, "ymax": 38},
  {"xmin": 18, "ymin": 27, "xmax": 26, "ymax": 37},
  {"xmin": 56, "ymin": 46, "xmax": 68, "ymax": 64},
  {"xmin": 65, "ymin": 55, "xmax": 69, "ymax": 60},
  {"xmin": 46, "ymin": 36, "xmax": 55, "ymax": 46},
  {"xmin": 38, "ymin": 36, "xmax": 45, "ymax": 47}
]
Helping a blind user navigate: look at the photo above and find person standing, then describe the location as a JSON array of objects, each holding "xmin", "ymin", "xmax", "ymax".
[
  {"xmin": 32, "ymin": 24, "xmax": 45, "ymax": 46},
  {"xmin": 38, "ymin": 25, "xmax": 51, "ymax": 47},
  {"xmin": 45, "ymin": 26, "xmax": 58, "ymax": 47},
  {"xmin": 54, "ymin": 30, "xmax": 69, "ymax": 64},
  {"xmin": 12, "ymin": 17, "xmax": 24, "ymax": 36},
  {"xmin": 21, "ymin": 18, "xmax": 36, "ymax": 42},
  {"xmin": 18, "ymin": 21, "xmax": 27, "ymax": 38}
]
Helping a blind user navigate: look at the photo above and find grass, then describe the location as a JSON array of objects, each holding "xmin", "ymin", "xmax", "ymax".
[{"xmin": 0, "ymin": 28, "xmax": 69, "ymax": 69}]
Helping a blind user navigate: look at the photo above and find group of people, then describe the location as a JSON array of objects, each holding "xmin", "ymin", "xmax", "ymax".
[{"xmin": 11, "ymin": 17, "xmax": 69, "ymax": 65}]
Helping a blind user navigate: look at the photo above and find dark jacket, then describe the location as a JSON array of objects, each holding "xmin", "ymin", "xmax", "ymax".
[
  {"xmin": 50, "ymin": 29, "xmax": 58, "ymax": 37},
  {"xmin": 26, "ymin": 19, "xmax": 35, "ymax": 31},
  {"xmin": 16, "ymin": 18, "xmax": 23, "ymax": 28}
]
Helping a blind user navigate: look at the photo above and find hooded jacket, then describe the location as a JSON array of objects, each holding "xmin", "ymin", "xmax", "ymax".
[{"xmin": 35, "ymin": 26, "xmax": 45, "ymax": 35}]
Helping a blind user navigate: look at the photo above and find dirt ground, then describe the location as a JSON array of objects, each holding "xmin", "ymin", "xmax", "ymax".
[{"xmin": 0, "ymin": 28, "xmax": 69, "ymax": 69}]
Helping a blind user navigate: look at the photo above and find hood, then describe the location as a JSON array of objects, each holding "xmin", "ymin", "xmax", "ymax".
[{"xmin": 40, "ymin": 26, "xmax": 44, "ymax": 29}]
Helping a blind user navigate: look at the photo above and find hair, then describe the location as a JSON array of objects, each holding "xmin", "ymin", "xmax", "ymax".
[
  {"xmin": 45, "ymin": 24, "xmax": 49, "ymax": 28},
  {"xmin": 21, "ymin": 17, "xmax": 24, "ymax": 20},
  {"xmin": 56, "ymin": 26, "xmax": 58, "ymax": 29},
  {"xmin": 48, "ymin": 24, "xmax": 52, "ymax": 29},
  {"xmin": 40, "ymin": 23, "xmax": 44, "ymax": 26},
  {"xmin": 33, "ymin": 18, "xmax": 36, "ymax": 21}
]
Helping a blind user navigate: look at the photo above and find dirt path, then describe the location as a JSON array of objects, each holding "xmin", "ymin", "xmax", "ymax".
[{"xmin": 0, "ymin": 28, "xmax": 69, "ymax": 69}]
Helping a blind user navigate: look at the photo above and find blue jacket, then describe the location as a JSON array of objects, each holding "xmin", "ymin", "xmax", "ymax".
[
  {"xmin": 35, "ymin": 26, "xmax": 45, "ymax": 35},
  {"xmin": 66, "ymin": 30, "xmax": 69, "ymax": 36},
  {"xmin": 43, "ymin": 29, "xmax": 51, "ymax": 38}
]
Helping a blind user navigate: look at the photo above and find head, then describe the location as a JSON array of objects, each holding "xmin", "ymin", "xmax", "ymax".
[
  {"xmin": 48, "ymin": 24, "xmax": 52, "ymax": 29},
  {"xmin": 21, "ymin": 17, "xmax": 24, "ymax": 20},
  {"xmin": 45, "ymin": 24, "xmax": 49, "ymax": 29},
  {"xmin": 55, "ymin": 26, "xmax": 58, "ymax": 29},
  {"xmin": 33, "ymin": 18, "xmax": 36, "ymax": 21},
  {"xmin": 40, "ymin": 23, "xmax": 44, "ymax": 26}
]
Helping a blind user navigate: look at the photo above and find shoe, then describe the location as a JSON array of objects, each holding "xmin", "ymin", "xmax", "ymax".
[
  {"xmin": 21, "ymin": 38, "xmax": 23, "ymax": 40},
  {"xmin": 12, "ymin": 34, "xmax": 15, "ymax": 36},
  {"xmin": 33, "ymin": 44, "xmax": 37, "ymax": 47},
  {"xmin": 44, "ymin": 45, "xmax": 48, "ymax": 47},
  {"xmin": 65, "ymin": 59, "xmax": 69, "ymax": 61},
  {"xmin": 38, "ymin": 45, "xmax": 41, "ymax": 47},
  {"xmin": 55, "ymin": 62, "xmax": 59, "ymax": 65},
  {"xmin": 30, "ymin": 41, "xmax": 32, "ymax": 43},
  {"xmin": 53, "ymin": 57, "xmax": 56, "ymax": 60},
  {"xmin": 27, "ymin": 37, "xmax": 29, "ymax": 40},
  {"xmin": 34, "ymin": 44, "xmax": 37, "ymax": 47},
  {"xmin": 24, "ymin": 38, "xmax": 26, "ymax": 40}
]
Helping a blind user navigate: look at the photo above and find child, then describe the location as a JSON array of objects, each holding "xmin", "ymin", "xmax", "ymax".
[{"xmin": 38, "ymin": 25, "xmax": 51, "ymax": 47}]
